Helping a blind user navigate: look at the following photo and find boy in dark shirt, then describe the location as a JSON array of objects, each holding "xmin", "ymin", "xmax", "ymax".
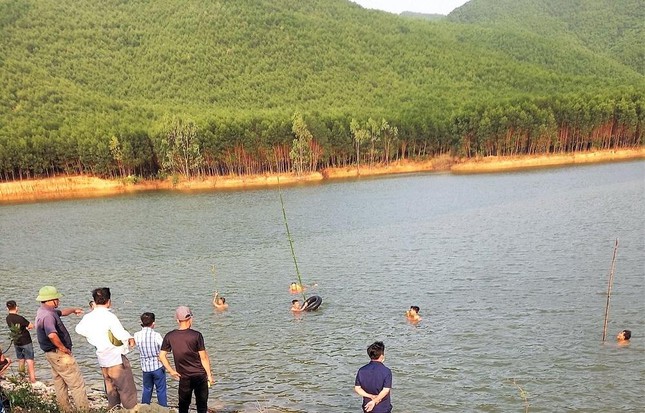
[
  {"xmin": 159, "ymin": 306, "xmax": 213, "ymax": 413},
  {"xmin": 354, "ymin": 341, "xmax": 392, "ymax": 413},
  {"xmin": 5, "ymin": 300, "xmax": 36, "ymax": 383}
]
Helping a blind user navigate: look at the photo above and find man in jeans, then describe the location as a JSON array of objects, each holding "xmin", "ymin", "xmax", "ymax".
[
  {"xmin": 5, "ymin": 300, "xmax": 37, "ymax": 383},
  {"xmin": 354, "ymin": 341, "xmax": 392, "ymax": 413},
  {"xmin": 75, "ymin": 287, "xmax": 137, "ymax": 410},
  {"xmin": 159, "ymin": 306, "xmax": 213, "ymax": 413},
  {"xmin": 34, "ymin": 286, "xmax": 89, "ymax": 412},
  {"xmin": 134, "ymin": 312, "xmax": 167, "ymax": 406}
]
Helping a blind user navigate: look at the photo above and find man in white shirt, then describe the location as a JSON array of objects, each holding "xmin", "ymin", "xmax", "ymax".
[
  {"xmin": 133, "ymin": 312, "xmax": 167, "ymax": 406},
  {"xmin": 75, "ymin": 287, "xmax": 137, "ymax": 409}
]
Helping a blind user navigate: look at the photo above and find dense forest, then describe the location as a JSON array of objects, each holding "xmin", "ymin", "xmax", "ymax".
[{"xmin": 0, "ymin": 0, "xmax": 642, "ymax": 181}]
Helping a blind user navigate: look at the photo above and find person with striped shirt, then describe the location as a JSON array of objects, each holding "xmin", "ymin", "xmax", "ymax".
[{"xmin": 133, "ymin": 312, "xmax": 167, "ymax": 406}]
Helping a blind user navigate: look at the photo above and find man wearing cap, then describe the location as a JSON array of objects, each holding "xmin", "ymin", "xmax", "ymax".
[
  {"xmin": 75, "ymin": 287, "xmax": 138, "ymax": 410},
  {"xmin": 34, "ymin": 286, "xmax": 89, "ymax": 412},
  {"xmin": 159, "ymin": 306, "xmax": 213, "ymax": 413}
]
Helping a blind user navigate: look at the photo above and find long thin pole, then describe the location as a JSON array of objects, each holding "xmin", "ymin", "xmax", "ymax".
[
  {"xmin": 211, "ymin": 264, "xmax": 218, "ymax": 291},
  {"xmin": 277, "ymin": 177, "xmax": 307, "ymax": 301},
  {"xmin": 601, "ymin": 238, "xmax": 619, "ymax": 342}
]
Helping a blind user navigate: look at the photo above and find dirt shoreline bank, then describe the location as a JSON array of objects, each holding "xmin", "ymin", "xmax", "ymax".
[{"xmin": 1, "ymin": 149, "xmax": 643, "ymax": 204}]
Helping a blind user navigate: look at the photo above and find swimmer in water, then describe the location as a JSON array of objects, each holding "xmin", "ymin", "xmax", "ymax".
[
  {"xmin": 212, "ymin": 292, "xmax": 229, "ymax": 310},
  {"xmin": 291, "ymin": 299, "xmax": 309, "ymax": 313},
  {"xmin": 406, "ymin": 306, "xmax": 422, "ymax": 322},
  {"xmin": 289, "ymin": 282, "xmax": 304, "ymax": 293},
  {"xmin": 616, "ymin": 329, "xmax": 631, "ymax": 345}
]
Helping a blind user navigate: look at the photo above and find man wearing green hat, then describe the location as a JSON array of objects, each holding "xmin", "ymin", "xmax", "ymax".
[{"xmin": 34, "ymin": 286, "xmax": 89, "ymax": 412}]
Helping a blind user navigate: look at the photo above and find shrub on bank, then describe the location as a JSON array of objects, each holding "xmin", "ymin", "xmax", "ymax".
[{"xmin": 2, "ymin": 378, "xmax": 59, "ymax": 413}]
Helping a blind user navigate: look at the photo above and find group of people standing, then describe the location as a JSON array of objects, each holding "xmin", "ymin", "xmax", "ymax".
[{"xmin": 3, "ymin": 286, "xmax": 212, "ymax": 413}]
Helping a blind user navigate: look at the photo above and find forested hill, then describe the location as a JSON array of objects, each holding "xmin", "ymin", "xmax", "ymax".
[
  {"xmin": 0, "ymin": 0, "xmax": 643, "ymax": 181},
  {"xmin": 448, "ymin": 0, "xmax": 644, "ymax": 74},
  {"xmin": 399, "ymin": 12, "xmax": 445, "ymax": 21}
]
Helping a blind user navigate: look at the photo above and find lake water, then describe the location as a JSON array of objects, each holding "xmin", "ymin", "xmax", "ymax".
[{"xmin": 1, "ymin": 161, "xmax": 644, "ymax": 412}]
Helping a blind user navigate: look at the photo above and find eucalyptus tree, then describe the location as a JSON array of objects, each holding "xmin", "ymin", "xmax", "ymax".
[
  {"xmin": 159, "ymin": 117, "xmax": 203, "ymax": 179},
  {"xmin": 290, "ymin": 112, "xmax": 314, "ymax": 175},
  {"xmin": 350, "ymin": 118, "xmax": 370, "ymax": 174}
]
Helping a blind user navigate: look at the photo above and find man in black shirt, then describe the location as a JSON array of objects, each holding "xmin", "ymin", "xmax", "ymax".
[
  {"xmin": 6, "ymin": 300, "xmax": 36, "ymax": 383},
  {"xmin": 159, "ymin": 306, "xmax": 213, "ymax": 413}
]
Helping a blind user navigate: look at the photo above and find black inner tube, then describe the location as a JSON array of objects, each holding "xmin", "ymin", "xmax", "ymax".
[{"xmin": 303, "ymin": 295, "xmax": 322, "ymax": 311}]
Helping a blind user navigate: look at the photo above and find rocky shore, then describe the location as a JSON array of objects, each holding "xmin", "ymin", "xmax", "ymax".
[{"xmin": 1, "ymin": 376, "xmax": 170, "ymax": 412}]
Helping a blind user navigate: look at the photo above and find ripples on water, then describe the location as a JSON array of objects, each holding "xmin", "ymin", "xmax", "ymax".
[{"xmin": 1, "ymin": 161, "xmax": 643, "ymax": 412}]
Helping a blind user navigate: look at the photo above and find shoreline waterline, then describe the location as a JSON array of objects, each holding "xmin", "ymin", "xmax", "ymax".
[{"xmin": 0, "ymin": 148, "xmax": 642, "ymax": 204}]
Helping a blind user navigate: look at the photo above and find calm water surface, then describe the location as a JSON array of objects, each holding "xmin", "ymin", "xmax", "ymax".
[{"xmin": 1, "ymin": 161, "xmax": 644, "ymax": 412}]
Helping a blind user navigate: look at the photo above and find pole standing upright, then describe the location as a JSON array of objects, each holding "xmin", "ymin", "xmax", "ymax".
[{"xmin": 601, "ymin": 238, "xmax": 619, "ymax": 342}]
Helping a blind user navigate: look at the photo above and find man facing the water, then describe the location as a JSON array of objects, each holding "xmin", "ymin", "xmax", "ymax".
[
  {"xmin": 6, "ymin": 300, "xmax": 37, "ymax": 383},
  {"xmin": 354, "ymin": 341, "xmax": 392, "ymax": 413},
  {"xmin": 75, "ymin": 287, "xmax": 138, "ymax": 410},
  {"xmin": 159, "ymin": 306, "xmax": 213, "ymax": 413},
  {"xmin": 134, "ymin": 312, "xmax": 167, "ymax": 406},
  {"xmin": 34, "ymin": 286, "xmax": 89, "ymax": 412}
]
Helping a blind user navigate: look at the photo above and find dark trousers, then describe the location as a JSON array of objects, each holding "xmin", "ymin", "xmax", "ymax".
[{"xmin": 178, "ymin": 375, "xmax": 208, "ymax": 413}]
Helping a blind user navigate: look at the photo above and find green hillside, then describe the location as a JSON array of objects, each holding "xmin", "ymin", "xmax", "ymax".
[
  {"xmin": 399, "ymin": 12, "xmax": 445, "ymax": 21},
  {"xmin": 0, "ymin": 0, "xmax": 642, "ymax": 180},
  {"xmin": 448, "ymin": 0, "xmax": 644, "ymax": 74}
]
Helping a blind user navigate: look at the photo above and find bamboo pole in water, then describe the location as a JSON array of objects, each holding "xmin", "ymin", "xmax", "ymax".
[
  {"xmin": 601, "ymin": 238, "xmax": 619, "ymax": 342},
  {"xmin": 277, "ymin": 177, "xmax": 307, "ymax": 301},
  {"xmin": 211, "ymin": 264, "xmax": 218, "ymax": 292}
]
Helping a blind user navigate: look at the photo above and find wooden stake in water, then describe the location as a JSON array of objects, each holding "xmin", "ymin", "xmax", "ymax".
[
  {"xmin": 211, "ymin": 264, "xmax": 218, "ymax": 291},
  {"xmin": 601, "ymin": 238, "xmax": 619, "ymax": 342},
  {"xmin": 277, "ymin": 177, "xmax": 307, "ymax": 301}
]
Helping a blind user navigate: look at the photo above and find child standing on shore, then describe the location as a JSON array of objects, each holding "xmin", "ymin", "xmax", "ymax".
[{"xmin": 134, "ymin": 312, "xmax": 167, "ymax": 406}]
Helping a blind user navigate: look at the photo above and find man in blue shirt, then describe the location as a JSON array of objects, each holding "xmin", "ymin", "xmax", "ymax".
[
  {"xmin": 354, "ymin": 341, "xmax": 392, "ymax": 413},
  {"xmin": 34, "ymin": 286, "xmax": 89, "ymax": 412}
]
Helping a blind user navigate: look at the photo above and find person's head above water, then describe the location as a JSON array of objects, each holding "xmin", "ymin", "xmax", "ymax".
[
  {"xmin": 291, "ymin": 299, "xmax": 304, "ymax": 311},
  {"xmin": 617, "ymin": 329, "xmax": 631, "ymax": 342},
  {"xmin": 410, "ymin": 306, "xmax": 420, "ymax": 314},
  {"xmin": 290, "ymin": 283, "xmax": 302, "ymax": 291}
]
